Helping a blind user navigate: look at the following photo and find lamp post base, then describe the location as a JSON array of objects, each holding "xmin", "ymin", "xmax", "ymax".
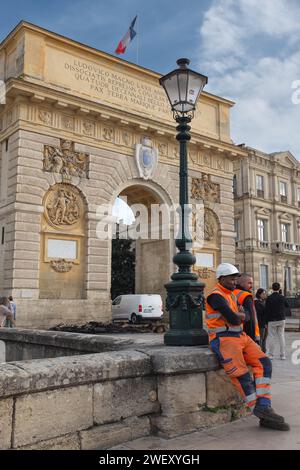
[
  {"xmin": 164, "ymin": 276, "xmax": 209, "ymax": 346},
  {"xmin": 164, "ymin": 328, "xmax": 208, "ymax": 346}
]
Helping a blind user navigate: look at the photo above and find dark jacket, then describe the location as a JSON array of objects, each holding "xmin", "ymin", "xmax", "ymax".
[
  {"xmin": 254, "ymin": 299, "xmax": 267, "ymax": 328},
  {"xmin": 265, "ymin": 292, "xmax": 289, "ymax": 322}
]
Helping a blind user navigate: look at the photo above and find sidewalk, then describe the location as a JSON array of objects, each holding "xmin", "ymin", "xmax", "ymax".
[{"xmin": 111, "ymin": 332, "xmax": 300, "ymax": 450}]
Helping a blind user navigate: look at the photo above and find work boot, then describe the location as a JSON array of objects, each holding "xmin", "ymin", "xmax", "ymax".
[
  {"xmin": 260, "ymin": 419, "xmax": 290, "ymax": 431},
  {"xmin": 253, "ymin": 405, "xmax": 285, "ymax": 423}
]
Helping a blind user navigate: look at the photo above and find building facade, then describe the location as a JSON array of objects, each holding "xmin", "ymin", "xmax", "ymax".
[
  {"xmin": 234, "ymin": 147, "xmax": 300, "ymax": 294},
  {"xmin": 0, "ymin": 22, "xmax": 245, "ymax": 328}
]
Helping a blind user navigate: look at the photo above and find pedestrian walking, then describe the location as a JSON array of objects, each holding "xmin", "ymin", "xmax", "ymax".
[{"xmin": 206, "ymin": 264, "xmax": 289, "ymax": 431}]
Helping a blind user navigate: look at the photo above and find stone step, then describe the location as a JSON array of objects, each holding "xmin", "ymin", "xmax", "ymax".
[
  {"xmin": 285, "ymin": 318, "xmax": 300, "ymax": 332},
  {"xmin": 291, "ymin": 308, "xmax": 300, "ymax": 319}
]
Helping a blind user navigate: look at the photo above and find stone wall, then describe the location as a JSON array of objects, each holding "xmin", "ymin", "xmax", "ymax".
[
  {"xmin": 0, "ymin": 341, "xmax": 245, "ymax": 450},
  {"xmin": 0, "ymin": 329, "xmax": 135, "ymax": 362}
]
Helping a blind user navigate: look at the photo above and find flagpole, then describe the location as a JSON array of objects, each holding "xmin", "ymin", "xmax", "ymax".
[{"xmin": 136, "ymin": 15, "xmax": 139, "ymax": 65}]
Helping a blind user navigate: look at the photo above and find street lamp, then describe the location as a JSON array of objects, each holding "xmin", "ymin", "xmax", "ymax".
[{"xmin": 159, "ymin": 58, "xmax": 209, "ymax": 346}]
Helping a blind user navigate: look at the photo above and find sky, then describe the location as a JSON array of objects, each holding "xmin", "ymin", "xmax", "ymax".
[{"xmin": 0, "ymin": 0, "xmax": 300, "ymax": 159}]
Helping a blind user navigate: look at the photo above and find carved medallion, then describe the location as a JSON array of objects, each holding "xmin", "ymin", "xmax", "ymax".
[
  {"xmin": 135, "ymin": 137, "xmax": 158, "ymax": 180},
  {"xmin": 191, "ymin": 174, "xmax": 220, "ymax": 203},
  {"xmin": 82, "ymin": 121, "xmax": 94, "ymax": 136},
  {"xmin": 62, "ymin": 116, "xmax": 74, "ymax": 130},
  {"xmin": 43, "ymin": 139, "xmax": 89, "ymax": 178},
  {"xmin": 44, "ymin": 184, "xmax": 84, "ymax": 230},
  {"xmin": 50, "ymin": 259, "xmax": 74, "ymax": 273},
  {"xmin": 103, "ymin": 127, "xmax": 114, "ymax": 141},
  {"xmin": 158, "ymin": 143, "xmax": 168, "ymax": 157},
  {"xmin": 39, "ymin": 110, "xmax": 52, "ymax": 125}
]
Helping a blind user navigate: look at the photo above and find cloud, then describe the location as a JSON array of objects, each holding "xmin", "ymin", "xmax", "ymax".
[{"xmin": 197, "ymin": 0, "xmax": 300, "ymax": 158}]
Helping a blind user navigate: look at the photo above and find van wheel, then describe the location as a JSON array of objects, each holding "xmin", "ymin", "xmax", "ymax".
[{"xmin": 131, "ymin": 313, "xmax": 138, "ymax": 324}]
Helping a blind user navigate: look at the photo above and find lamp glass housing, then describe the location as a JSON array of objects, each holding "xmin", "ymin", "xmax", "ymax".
[{"xmin": 159, "ymin": 59, "xmax": 208, "ymax": 114}]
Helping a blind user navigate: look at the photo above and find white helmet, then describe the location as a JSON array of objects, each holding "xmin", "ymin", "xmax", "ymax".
[{"xmin": 216, "ymin": 263, "xmax": 240, "ymax": 279}]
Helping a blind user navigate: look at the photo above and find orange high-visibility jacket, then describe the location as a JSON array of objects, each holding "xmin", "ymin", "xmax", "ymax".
[
  {"xmin": 233, "ymin": 289, "xmax": 260, "ymax": 342},
  {"xmin": 206, "ymin": 284, "xmax": 243, "ymax": 341}
]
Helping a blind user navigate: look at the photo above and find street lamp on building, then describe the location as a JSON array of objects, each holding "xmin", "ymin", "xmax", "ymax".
[{"xmin": 159, "ymin": 58, "xmax": 209, "ymax": 346}]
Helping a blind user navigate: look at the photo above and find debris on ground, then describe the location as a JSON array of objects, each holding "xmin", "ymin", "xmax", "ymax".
[{"xmin": 49, "ymin": 321, "xmax": 168, "ymax": 334}]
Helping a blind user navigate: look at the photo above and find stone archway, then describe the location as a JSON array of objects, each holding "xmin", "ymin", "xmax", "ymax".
[{"xmin": 111, "ymin": 182, "xmax": 175, "ymax": 305}]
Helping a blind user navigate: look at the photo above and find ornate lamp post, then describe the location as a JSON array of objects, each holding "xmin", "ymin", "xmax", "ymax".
[{"xmin": 159, "ymin": 58, "xmax": 209, "ymax": 346}]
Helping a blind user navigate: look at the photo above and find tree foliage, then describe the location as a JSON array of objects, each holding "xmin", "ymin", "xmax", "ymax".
[{"xmin": 111, "ymin": 238, "xmax": 135, "ymax": 300}]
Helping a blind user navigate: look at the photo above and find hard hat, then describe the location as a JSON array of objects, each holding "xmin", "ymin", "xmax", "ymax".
[{"xmin": 216, "ymin": 263, "xmax": 240, "ymax": 279}]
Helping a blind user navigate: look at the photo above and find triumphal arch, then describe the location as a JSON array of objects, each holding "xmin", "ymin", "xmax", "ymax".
[{"xmin": 0, "ymin": 22, "xmax": 246, "ymax": 327}]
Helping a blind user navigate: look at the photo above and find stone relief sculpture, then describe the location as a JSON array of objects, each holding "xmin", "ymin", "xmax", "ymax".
[
  {"xmin": 44, "ymin": 184, "xmax": 84, "ymax": 229},
  {"xmin": 204, "ymin": 210, "xmax": 216, "ymax": 241},
  {"xmin": 191, "ymin": 174, "xmax": 220, "ymax": 203},
  {"xmin": 135, "ymin": 137, "xmax": 158, "ymax": 180},
  {"xmin": 43, "ymin": 139, "xmax": 89, "ymax": 179},
  {"xmin": 193, "ymin": 208, "xmax": 219, "ymax": 243},
  {"xmin": 50, "ymin": 259, "xmax": 74, "ymax": 273}
]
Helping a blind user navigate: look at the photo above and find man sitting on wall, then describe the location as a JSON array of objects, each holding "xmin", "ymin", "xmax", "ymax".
[{"xmin": 206, "ymin": 263, "xmax": 289, "ymax": 431}]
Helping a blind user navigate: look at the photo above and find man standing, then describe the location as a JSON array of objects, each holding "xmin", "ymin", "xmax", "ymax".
[
  {"xmin": 206, "ymin": 263, "xmax": 289, "ymax": 431},
  {"xmin": 265, "ymin": 283, "xmax": 288, "ymax": 360},
  {"xmin": 234, "ymin": 273, "xmax": 260, "ymax": 344},
  {"xmin": 9, "ymin": 296, "xmax": 16, "ymax": 322}
]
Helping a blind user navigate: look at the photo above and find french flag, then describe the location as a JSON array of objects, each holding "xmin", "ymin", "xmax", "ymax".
[{"xmin": 115, "ymin": 16, "xmax": 137, "ymax": 55}]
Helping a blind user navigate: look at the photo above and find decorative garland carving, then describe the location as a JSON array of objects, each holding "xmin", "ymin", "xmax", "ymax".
[
  {"xmin": 197, "ymin": 267, "xmax": 214, "ymax": 279},
  {"xmin": 50, "ymin": 259, "xmax": 74, "ymax": 273}
]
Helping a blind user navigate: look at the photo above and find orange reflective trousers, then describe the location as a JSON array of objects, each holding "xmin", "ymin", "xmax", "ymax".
[{"xmin": 210, "ymin": 332, "xmax": 272, "ymax": 410}]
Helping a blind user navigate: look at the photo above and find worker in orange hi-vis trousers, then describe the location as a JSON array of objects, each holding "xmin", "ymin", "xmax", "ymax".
[{"xmin": 206, "ymin": 263, "xmax": 290, "ymax": 431}]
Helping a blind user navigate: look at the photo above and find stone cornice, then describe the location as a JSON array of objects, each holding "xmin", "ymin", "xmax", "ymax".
[
  {"xmin": 0, "ymin": 80, "xmax": 247, "ymax": 173},
  {"xmin": 3, "ymin": 78, "xmax": 243, "ymax": 153}
]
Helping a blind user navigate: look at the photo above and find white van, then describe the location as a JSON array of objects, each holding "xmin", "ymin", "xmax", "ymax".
[{"xmin": 112, "ymin": 294, "xmax": 163, "ymax": 324}]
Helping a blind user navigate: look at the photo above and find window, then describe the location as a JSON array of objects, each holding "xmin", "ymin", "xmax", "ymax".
[
  {"xmin": 112, "ymin": 296, "xmax": 121, "ymax": 305},
  {"xmin": 257, "ymin": 219, "xmax": 268, "ymax": 241},
  {"xmin": 279, "ymin": 181, "xmax": 287, "ymax": 203},
  {"xmin": 233, "ymin": 175, "xmax": 237, "ymax": 197},
  {"xmin": 260, "ymin": 265, "xmax": 269, "ymax": 290},
  {"xmin": 234, "ymin": 219, "xmax": 241, "ymax": 241},
  {"xmin": 1, "ymin": 227, "xmax": 4, "ymax": 245},
  {"xmin": 284, "ymin": 266, "xmax": 292, "ymax": 292},
  {"xmin": 297, "ymin": 188, "xmax": 300, "ymax": 207},
  {"xmin": 256, "ymin": 175, "xmax": 264, "ymax": 197},
  {"xmin": 281, "ymin": 223, "xmax": 290, "ymax": 243}
]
